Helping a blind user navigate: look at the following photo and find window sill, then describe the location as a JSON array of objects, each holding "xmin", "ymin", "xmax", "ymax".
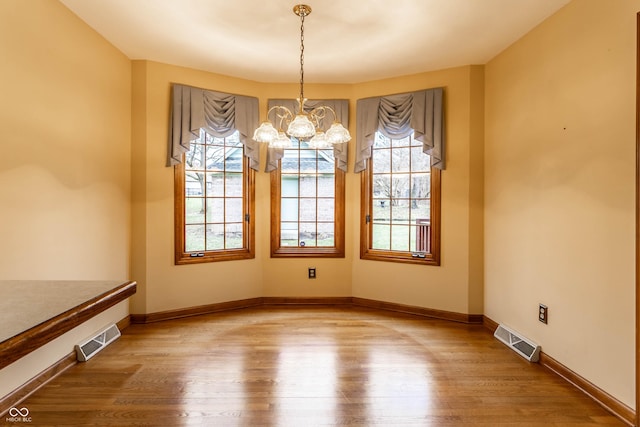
[{"xmin": 360, "ymin": 251, "xmax": 440, "ymax": 266}]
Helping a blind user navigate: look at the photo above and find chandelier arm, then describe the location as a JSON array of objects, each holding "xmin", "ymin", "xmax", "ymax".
[
  {"xmin": 308, "ymin": 107, "xmax": 327, "ymax": 130},
  {"xmin": 309, "ymin": 105, "xmax": 339, "ymax": 129},
  {"xmin": 308, "ymin": 111, "xmax": 323, "ymax": 130},
  {"xmin": 322, "ymin": 105, "xmax": 338, "ymax": 122},
  {"xmin": 267, "ymin": 105, "xmax": 294, "ymax": 118},
  {"xmin": 267, "ymin": 105, "xmax": 294, "ymax": 130}
]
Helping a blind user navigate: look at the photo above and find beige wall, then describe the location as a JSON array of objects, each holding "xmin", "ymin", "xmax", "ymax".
[
  {"xmin": 0, "ymin": 0, "xmax": 131, "ymax": 280},
  {"xmin": 485, "ymin": 0, "xmax": 637, "ymax": 408},
  {"xmin": 0, "ymin": 0, "xmax": 131, "ymax": 401},
  {"xmin": 130, "ymin": 62, "xmax": 266, "ymax": 314},
  {"xmin": 351, "ymin": 66, "xmax": 485, "ymax": 315},
  {"xmin": 130, "ymin": 63, "xmax": 483, "ymax": 315}
]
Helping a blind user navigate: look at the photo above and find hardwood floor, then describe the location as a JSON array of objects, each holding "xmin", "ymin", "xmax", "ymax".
[{"xmin": 16, "ymin": 306, "xmax": 625, "ymax": 426}]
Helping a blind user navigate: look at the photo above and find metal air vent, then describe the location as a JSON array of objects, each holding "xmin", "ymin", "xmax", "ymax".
[
  {"xmin": 494, "ymin": 324, "xmax": 541, "ymax": 362},
  {"xmin": 75, "ymin": 324, "xmax": 121, "ymax": 362}
]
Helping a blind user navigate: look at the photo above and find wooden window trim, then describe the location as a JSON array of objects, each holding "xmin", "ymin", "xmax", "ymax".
[
  {"xmin": 360, "ymin": 159, "xmax": 441, "ymax": 266},
  {"xmin": 174, "ymin": 155, "xmax": 255, "ymax": 265},
  {"xmin": 270, "ymin": 164, "xmax": 345, "ymax": 258}
]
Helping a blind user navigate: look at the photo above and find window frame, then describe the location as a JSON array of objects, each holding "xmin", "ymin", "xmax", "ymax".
[
  {"xmin": 270, "ymin": 146, "xmax": 346, "ymax": 259},
  {"xmin": 360, "ymin": 134, "xmax": 441, "ymax": 266},
  {"xmin": 174, "ymin": 132, "xmax": 255, "ymax": 265}
]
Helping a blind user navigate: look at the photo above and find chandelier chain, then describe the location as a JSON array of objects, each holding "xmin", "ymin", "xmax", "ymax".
[
  {"xmin": 299, "ymin": 11, "xmax": 305, "ymax": 105},
  {"xmin": 252, "ymin": 5, "xmax": 351, "ymax": 148}
]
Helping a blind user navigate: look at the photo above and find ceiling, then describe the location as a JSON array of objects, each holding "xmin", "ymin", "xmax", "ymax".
[{"xmin": 59, "ymin": 0, "xmax": 571, "ymax": 84}]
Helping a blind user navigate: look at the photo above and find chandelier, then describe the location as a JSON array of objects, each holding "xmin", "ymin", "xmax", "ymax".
[{"xmin": 253, "ymin": 4, "xmax": 351, "ymax": 149}]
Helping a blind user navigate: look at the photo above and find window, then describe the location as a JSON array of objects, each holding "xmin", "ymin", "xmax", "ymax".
[
  {"xmin": 174, "ymin": 129, "xmax": 255, "ymax": 264},
  {"xmin": 271, "ymin": 139, "xmax": 345, "ymax": 257},
  {"xmin": 361, "ymin": 132, "xmax": 440, "ymax": 265}
]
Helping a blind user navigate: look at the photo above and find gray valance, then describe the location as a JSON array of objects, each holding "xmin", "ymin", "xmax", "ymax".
[
  {"xmin": 264, "ymin": 99, "xmax": 349, "ymax": 173},
  {"xmin": 355, "ymin": 88, "xmax": 445, "ymax": 173},
  {"xmin": 167, "ymin": 83, "xmax": 260, "ymax": 170}
]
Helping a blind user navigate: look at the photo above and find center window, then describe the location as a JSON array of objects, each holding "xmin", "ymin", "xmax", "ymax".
[{"xmin": 271, "ymin": 139, "xmax": 345, "ymax": 257}]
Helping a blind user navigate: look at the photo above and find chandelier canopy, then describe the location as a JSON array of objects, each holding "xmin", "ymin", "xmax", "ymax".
[{"xmin": 252, "ymin": 4, "xmax": 351, "ymax": 149}]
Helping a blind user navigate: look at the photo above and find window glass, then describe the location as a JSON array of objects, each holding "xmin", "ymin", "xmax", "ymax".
[
  {"xmin": 175, "ymin": 129, "xmax": 254, "ymax": 264},
  {"xmin": 361, "ymin": 132, "xmax": 440, "ymax": 265},
  {"xmin": 271, "ymin": 139, "xmax": 344, "ymax": 257}
]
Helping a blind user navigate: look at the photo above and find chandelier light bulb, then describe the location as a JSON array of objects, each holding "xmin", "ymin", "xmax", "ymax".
[
  {"xmin": 287, "ymin": 114, "xmax": 316, "ymax": 139},
  {"xmin": 308, "ymin": 131, "xmax": 329, "ymax": 149},
  {"xmin": 325, "ymin": 122, "xmax": 352, "ymax": 145},
  {"xmin": 271, "ymin": 131, "xmax": 293, "ymax": 149},
  {"xmin": 253, "ymin": 121, "xmax": 278, "ymax": 143}
]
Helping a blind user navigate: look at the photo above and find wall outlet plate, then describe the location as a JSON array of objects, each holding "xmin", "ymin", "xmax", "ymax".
[
  {"xmin": 539, "ymin": 304, "xmax": 548, "ymax": 324},
  {"xmin": 308, "ymin": 268, "xmax": 316, "ymax": 279}
]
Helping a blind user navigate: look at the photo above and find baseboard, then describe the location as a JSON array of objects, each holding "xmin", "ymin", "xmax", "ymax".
[
  {"xmin": 130, "ymin": 297, "xmax": 264, "ymax": 323},
  {"xmin": 132, "ymin": 296, "xmax": 483, "ymax": 325},
  {"xmin": 540, "ymin": 353, "xmax": 635, "ymax": 426},
  {"xmin": 482, "ymin": 315, "xmax": 499, "ymax": 333},
  {"xmin": 263, "ymin": 296, "xmax": 353, "ymax": 305},
  {"xmin": 483, "ymin": 315, "xmax": 635, "ymax": 426},
  {"xmin": 352, "ymin": 297, "xmax": 483, "ymax": 324},
  {"xmin": 116, "ymin": 315, "xmax": 131, "ymax": 331},
  {"xmin": 0, "ymin": 351, "xmax": 76, "ymax": 417}
]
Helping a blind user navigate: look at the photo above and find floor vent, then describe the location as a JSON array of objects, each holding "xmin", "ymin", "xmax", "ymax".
[
  {"xmin": 75, "ymin": 324, "xmax": 121, "ymax": 362},
  {"xmin": 494, "ymin": 324, "xmax": 541, "ymax": 362}
]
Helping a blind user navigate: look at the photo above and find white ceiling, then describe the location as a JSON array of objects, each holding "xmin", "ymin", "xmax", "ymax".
[{"xmin": 59, "ymin": 0, "xmax": 571, "ymax": 84}]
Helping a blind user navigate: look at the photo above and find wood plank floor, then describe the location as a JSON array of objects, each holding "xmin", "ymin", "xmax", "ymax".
[{"xmin": 16, "ymin": 306, "xmax": 626, "ymax": 426}]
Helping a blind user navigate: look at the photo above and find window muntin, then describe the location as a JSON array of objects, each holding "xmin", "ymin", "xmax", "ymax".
[
  {"xmin": 361, "ymin": 132, "xmax": 440, "ymax": 265},
  {"xmin": 175, "ymin": 129, "xmax": 254, "ymax": 264},
  {"xmin": 271, "ymin": 139, "xmax": 345, "ymax": 257}
]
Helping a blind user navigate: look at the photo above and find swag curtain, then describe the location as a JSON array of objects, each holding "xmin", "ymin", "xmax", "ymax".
[
  {"xmin": 355, "ymin": 88, "xmax": 445, "ymax": 173},
  {"xmin": 264, "ymin": 99, "xmax": 349, "ymax": 172},
  {"xmin": 167, "ymin": 84, "xmax": 260, "ymax": 170}
]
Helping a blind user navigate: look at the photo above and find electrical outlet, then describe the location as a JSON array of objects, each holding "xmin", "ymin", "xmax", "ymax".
[
  {"xmin": 308, "ymin": 267, "xmax": 316, "ymax": 279},
  {"xmin": 539, "ymin": 304, "xmax": 548, "ymax": 324}
]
